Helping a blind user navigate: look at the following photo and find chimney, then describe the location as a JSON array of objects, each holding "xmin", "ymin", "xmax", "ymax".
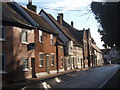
[
  {"xmin": 57, "ymin": 13, "xmax": 63, "ymax": 25},
  {"xmin": 71, "ymin": 21, "xmax": 73, "ymax": 27},
  {"xmin": 27, "ymin": 0, "xmax": 37, "ymax": 13}
]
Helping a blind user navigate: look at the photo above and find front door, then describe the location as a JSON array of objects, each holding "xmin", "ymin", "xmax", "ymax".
[
  {"xmin": 46, "ymin": 54, "xmax": 50, "ymax": 74},
  {"xmin": 31, "ymin": 58, "xmax": 36, "ymax": 78}
]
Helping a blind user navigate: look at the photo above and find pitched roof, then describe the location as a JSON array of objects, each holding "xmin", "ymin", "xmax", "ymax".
[
  {"xmin": 62, "ymin": 20, "xmax": 83, "ymax": 47},
  {"xmin": 40, "ymin": 9, "xmax": 73, "ymax": 40},
  {"xmin": 2, "ymin": 2, "xmax": 36, "ymax": 29},
  {"xmin": 21, "ymin": 6, "xmax": 58, "ymax": 35}
]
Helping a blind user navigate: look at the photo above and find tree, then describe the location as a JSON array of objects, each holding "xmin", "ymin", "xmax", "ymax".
[{"xmin": 91, "ymin": 2, "xmax": 120, "ymax": 49}]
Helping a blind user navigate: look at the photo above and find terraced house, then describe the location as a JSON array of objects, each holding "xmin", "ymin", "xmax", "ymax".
[
  {"xmin": 24, "ymin": 2, "xmax": 65, "ymax": 77},
  {"xmin": 1, "ymin": 1, "xmax": 103, "ymax": 86},
  {"xmin": 1, "ymin": 2, "xmax": 38, "ymax": 85}
]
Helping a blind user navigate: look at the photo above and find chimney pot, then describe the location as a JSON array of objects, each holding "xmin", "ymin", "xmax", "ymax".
[{"xmin": 71, "ymin": 21, "xmax": 73, "ymax": 27}]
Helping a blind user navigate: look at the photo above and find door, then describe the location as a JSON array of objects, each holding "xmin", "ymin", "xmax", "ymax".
[
  {"xmin": 31, "ymin": 58, "xmax": 36, "ymax": 78},
  {"xmin": 46, "ymin": 54, "xmax": 50, "ymax": 74}
]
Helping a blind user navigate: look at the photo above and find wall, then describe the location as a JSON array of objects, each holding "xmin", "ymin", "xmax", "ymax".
[
  {"xmin": 2, "ymin": 26, "xmax": 35, "ymax": 85},
  {"xmin": 34, "ymin": 29, "xmax": 57, "ymax": 77}
]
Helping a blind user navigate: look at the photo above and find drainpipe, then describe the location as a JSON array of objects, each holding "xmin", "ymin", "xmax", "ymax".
[{"xmin": 55, "ymin": 37, "xmax": 59, "ymax": 73}]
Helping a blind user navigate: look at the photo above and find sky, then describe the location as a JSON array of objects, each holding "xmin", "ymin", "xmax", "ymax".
[{"xmin": 13, "ymin": 0, "xmax": 106, "ymax": 49}]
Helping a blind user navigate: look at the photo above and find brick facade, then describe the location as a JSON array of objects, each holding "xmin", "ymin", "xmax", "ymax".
[{"xmin": 2, "ymin": 26, "xmax": 35, "ymax": 85}]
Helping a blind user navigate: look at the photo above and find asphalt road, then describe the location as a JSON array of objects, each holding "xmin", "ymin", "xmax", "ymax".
[{"xmin": 22, "ymin": 65, "xmax": 120, "ymax": 89}]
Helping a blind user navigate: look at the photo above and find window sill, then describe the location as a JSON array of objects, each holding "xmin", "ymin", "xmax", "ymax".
[
  {"xmin": 0, "ymin": 38, "xmax": 6, "ymax": 42},
  {"xmin": 21, "ymin": 42, "xmax": 28, "ymax": 45},
  {"xmin": 0, "ymin": 70, "xmax": 7, "ymax": 74},
  {"xmin": 39, "ymin": 41, "xmax": 44, "ymax": 43},
  {"xmin": 51, "ymin": 43, "xmax": 55, "ymax": 46},
  {"xmin": 51, "ymin": 64, "xmax": 54, "ymax": 67},
  {"xmin": 22, "ymin": 68, "xmax": 29, "ymax": 72},
  {"xmin": 39, "ymin": 65, "xmax": 43, "ymax": 68}
]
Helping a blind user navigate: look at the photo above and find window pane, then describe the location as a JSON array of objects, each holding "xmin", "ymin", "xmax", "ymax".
[
  {"xmin": 22, "ymin": 59, "xmax": 28, "ymax": 70},
  {"xmin": 39, "ymin": 53, "xmax": 44, "ymax": 67},
  {"xmin": 0, "ymin": 54, "xmax": 6, "ymax": 71},
  {"xmin": 51, "ymin": 54, "xmax": 54, "ymax": 66},
  {"xmin": 22, "ymin": 31, "xmax": 28, "ymax": 43},
  {"xmin": 0, "ymin": 26, "xmax": 6, "ymax": 39},
  {"xmin": 50, "ymin": 34, "xmax": 54, "ymax": 44},
  {"xmin": 39, "ymin": 30, "xmax": 43, "ymax": 42}
]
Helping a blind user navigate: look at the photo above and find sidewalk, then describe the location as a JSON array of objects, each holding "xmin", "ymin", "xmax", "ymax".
[
  {"xmin": 2, "ymin": 65, "xmax": 106, "ymax": 89},
  {"xmin": 2, "ymin": 67, "xmax": 89, "ymax": 89}
]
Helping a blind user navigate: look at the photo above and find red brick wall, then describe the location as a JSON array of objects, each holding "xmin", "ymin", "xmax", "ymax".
[
  {"xmin": 2, "ymin": 26, "xmax": 35, "ymax": 85},
  {"xmin": 34, "ymin": 29, "xmax": 57, "ymax": 73},
  {"xmin": 58, "ymin": 45, "xmax": 64, "ymax": 70}
]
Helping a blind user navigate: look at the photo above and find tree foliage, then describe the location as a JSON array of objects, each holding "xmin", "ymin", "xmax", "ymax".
[{"xmin": 91, "ymin": 2, "xmax": 120, "ymax": 49}]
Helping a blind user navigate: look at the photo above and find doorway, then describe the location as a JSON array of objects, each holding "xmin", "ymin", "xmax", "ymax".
[
  {"xmin": 31, "ymin": 58, "xmax": 36, "ymax": 78},
  {"xmin": 46, "ymin": 54, "xmax": 50, "ymax": 74}
]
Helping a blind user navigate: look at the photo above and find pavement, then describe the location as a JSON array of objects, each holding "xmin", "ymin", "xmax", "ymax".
[{"xmin": 2, "ymin": 67, "xmax": 90, "ymax": 90}]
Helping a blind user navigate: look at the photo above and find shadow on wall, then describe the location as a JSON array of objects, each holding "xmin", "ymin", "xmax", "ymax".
[{"xmin": 2, "ymin": 28, "xmax": 34, "ymax": 86}]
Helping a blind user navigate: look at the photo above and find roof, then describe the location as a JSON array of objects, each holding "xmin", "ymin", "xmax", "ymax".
[
  {"xmin": 2, "ymin": 2, "xmax": 37, "ymax": 29},
  {"xmin": 62, "ymin": 20, "xmax": 83, "ymax": 47},
  {"xmin": 21, "ymin": 6, "xmax": 58, "ymax": 35},
  {"xmin": 91, "ymin": 44, "xmax": 102, "ymax": 53},
  {"xmin": 39, "ymin": 9, "xmax": 73, "ymax": 40},
  {"xmin": 86, "ymin": 29, "xmax": 90, "ymax": 39}
]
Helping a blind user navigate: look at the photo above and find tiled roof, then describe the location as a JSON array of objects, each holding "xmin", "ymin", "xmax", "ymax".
[
  {"xmin": 62, "ymin": 20, "xmax": 83, "ymax": 47},
  {"xmin": 20, "ymin": 5, "xmax": 58, "ymax": 35},
  {"xmin": 40, "ymin": 9, "xmax": 73, "ymax": 40},
  {"xmin": 2, "ymin": 2, "xmax": 36, "ymax": 29}
]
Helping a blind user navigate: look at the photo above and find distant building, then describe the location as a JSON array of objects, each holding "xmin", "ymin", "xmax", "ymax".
[{"xmin": 103, "ymin": 46, "xmax": 120, "ymax": 64}]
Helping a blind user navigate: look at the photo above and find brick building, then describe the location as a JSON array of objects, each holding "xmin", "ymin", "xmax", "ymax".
[
  {"xmin": 1, "ymin": 2, "xmax": 37, "ymax": 85},
  {"xmin": 22, "ymin": 2, "xmax": 65, "ymax": 77}
]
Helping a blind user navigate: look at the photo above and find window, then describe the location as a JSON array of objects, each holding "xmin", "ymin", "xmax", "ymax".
[
  {"xmin": 51, "ymin": 53, "xmax": 55, "ymax": 66},
  {"xmin": 39, "ymin": 53, "xmax": 44, "ymax": 67},
  {"xmin": 0, "ymin": 26, "xmax": 6, "ymax": 40},
  {"xmin": 78, "ymin": 47, "xmax": 81, "ymax": 51},
  {"xmin": 22, "ymin": 30, "xmax": 28, "ymax": 43},
  {"xmin": 68, "ymin": 57, "xmax": 70, "ymax": 64},
  {"xmin": 84, "ymin": 41, "xmax": 87, "ymax": 52},
  {"xmin": 50, "ymin": 34, "xmax": 54, "ymax": 45},
  {"xmin": 77, "ymin": 57, "xmax": 80, "ymax": 63},
  {"xmin": 0, "ymin": 54, "xmax": 6, "ymax": 71},
  {"xmin": 39, "ymin": 30, "xmax": 43, "ymax": 43},
  {"xmin": 61, "ymin": 57, "xmax": 64, "ymax": 67},
  {"xmin": 60, "ymin": 46, "xmax": 63, "ymax": 53},
  {"xmin": 22, "ymin": 58, "xmax": 28, "ymax": 71}
]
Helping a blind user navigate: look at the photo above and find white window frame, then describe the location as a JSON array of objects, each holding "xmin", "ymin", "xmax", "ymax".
[
  {"xmin": 60, "ymin": 46, "xmax": 63, "ymax": 53},
  {"xmin": 50, "ymin": 34, "xmax": 54, "ymax": 45},
  {"xmin": 22, "ymin": 30, "xmax": 28, "ymax": 44},
  {"xmin": 22, "ymin": 58, "xmax": 29, "ymax": 71},
  {"xmin": 51, "ymin": 53, "xmax": 55, "ymax": 66},
  {"xmin": 39, "ymin": 30, "xmax": 43, "ymax": 43},
  {"xmin": 39, "ymin": 52, "xmax": 44, "ymax": 67}
]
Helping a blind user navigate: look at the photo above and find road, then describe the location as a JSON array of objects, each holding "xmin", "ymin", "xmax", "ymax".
[{"xmin": 22, "ymin": 65, "xmax": 120, "ymax": 89}]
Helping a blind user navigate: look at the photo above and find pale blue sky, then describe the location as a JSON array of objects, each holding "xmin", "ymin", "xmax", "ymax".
[{"xmin": 14, "ymin": 0, "xmax": 104, "ymax": 49}]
